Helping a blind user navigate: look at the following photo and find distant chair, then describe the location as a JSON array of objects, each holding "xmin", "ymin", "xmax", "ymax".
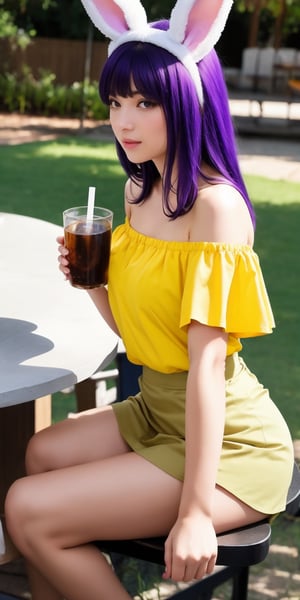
[
  {"xmin": 274, "ymin": 47, "xmax": 298, "ymax": 91},
  {"xmin": 223, "ymin": 66, "xmax": 240, "ymax": 89},
  {"xmin": 288, "ymin": 79, "xmax": 300, "ymax": 98},
  {"xmin": 238, "ymin": 47, "xmax": 259, "ymax": 90},
  {"xmin": 275, "ymin": 47, "xmax": 297, "ymax": 65},
  {"xmin": 294, "ymin": 50, "xmax": 300, "ymax": 80},
  {"xmin": 256, "ymin": 47, "xmax": 276, "ymax": 91}
]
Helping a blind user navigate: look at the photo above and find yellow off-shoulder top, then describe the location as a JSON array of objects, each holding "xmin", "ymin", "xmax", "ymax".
[{"xmin": 108, "ymin": 219, "xmax": 275, "ymax": 373}]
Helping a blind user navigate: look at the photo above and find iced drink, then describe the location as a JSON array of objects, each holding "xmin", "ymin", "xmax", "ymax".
[{"xmin": 63, "ymin": 206, "xmax": 113, "ymax": 289}]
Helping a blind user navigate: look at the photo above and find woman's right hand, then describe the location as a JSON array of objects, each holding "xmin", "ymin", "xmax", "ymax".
[{"xmin": 57, "ymin": 236, "xmax": 70, "ymax": 280}]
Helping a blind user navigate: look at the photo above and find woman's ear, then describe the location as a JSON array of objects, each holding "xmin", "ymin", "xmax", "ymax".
[
  {"xmin": 169, "ymin": 0, "xmax": 233, "ymax": 62},
  {"xmin": 80, "ymin": 0, "xmax": 147, "ymax": 40}
]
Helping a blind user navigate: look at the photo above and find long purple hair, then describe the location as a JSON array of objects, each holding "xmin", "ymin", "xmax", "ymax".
[{"xmin": 99, "ymin": 21, "xmax": 255, "ymax": 226}]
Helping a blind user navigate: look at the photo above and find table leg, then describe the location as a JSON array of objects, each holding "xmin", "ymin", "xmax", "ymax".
[
  {"xmin": 0, "ymin": 396, "xmax": 51, "ymax": 564},
  {"xmin": 75, "ymin": 378, "xmax": 97, "ymax": 412},
  {"xmin": 35, "ymin": 395, "xmax": 52, "ymax": 432}
]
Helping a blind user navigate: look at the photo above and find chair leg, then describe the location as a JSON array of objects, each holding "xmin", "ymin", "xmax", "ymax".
[{"xmin": 231, "ymin": 566, "xmax": 249, "ymax": 600}]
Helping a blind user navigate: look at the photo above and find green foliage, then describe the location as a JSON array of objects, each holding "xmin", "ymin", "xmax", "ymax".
[
  {"xmin": 235, "ymin": 0, "xmax": 300, "ymax": 44},
  {"xmin": 4, "ymin": 0, "xmax": 96, "ymax": 40},
  {"xmin": 142, "ymin": 0, "xmax": 174, "ymax": 19},
  {"xmin": 0, "ymin": 68, "xmax": 109, "ymax": 119},
  {"xmin": 0, "ymin": 0, "xmax": 35, "ymax": 49},
  {"xmin": 0, "ymin": 4, "xmax": 16, "ymax": 38}
]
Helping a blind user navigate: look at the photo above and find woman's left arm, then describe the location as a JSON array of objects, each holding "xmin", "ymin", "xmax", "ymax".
[{"xmin": 164, "ymin": 320, "xmax": 228, "ymax": 582}]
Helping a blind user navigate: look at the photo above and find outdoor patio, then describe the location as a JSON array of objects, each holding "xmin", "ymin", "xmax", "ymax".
[{"xmin": 0, "ymin": 94, "xmax": 299, "ymax": 599}]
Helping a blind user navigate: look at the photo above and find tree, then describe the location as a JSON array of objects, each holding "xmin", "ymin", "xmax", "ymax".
[
  {"xmin": 0, "ymin": 0, "xmax": 35, "ymax": 48},
  {"xmin": 143, "ymin": 0, "xmax": 174, "ymax": 19},
  {"xmin": 235, "ymin": 0, "xmax": 300, "ymax": 48}
]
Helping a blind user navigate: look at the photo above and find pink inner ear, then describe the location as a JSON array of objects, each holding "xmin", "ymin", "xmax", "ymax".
[
  {"xmin": 93, "ymin": 0, "xmax": 129, "ymax": 33},
  {"xmin": 184, "ymin": 0, "xmax": 223, "ymax": 52}
]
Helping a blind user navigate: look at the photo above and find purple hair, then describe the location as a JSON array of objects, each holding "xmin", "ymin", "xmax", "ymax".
[{"xmin": 99, "ymin": 21, "xmax": 255, "ymax": 226}]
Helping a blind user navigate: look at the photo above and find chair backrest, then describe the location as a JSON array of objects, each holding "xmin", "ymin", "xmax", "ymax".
[
  {"xmin": 241, "ymin": 47, "xmax": 259, "ymax": 77},
  {"xmin": 275, "ymin": 47, "xmax": 297, "ymax": 67},
  {"xmin": 115, "ymin": 348, "xmax": 142, "ymax": 401},
  {"xmin": 257, "ymin": 47, "xmax": 276, "ymax": 77}
]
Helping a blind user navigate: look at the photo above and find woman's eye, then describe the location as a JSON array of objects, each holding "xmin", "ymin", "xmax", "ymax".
[
  {"xmin": 108, "ymin": 98, "xmax": 119, "ymax": 108},
  {"xmin": 138, "ymin": 100, "xmax": 157, "ymax": 109}
]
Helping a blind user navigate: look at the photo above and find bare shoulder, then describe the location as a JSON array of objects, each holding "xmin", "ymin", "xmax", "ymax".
[
  {"xmin": 124, "ymin": 178, "xmax": 142, "ymax": 218},
  {"xmin": 190, "ymin": 182, "xmax": 254, "ymax": 246},
  {"xmin": 125, "ymin": 178, "xmax": 141, "ymax": 202}
]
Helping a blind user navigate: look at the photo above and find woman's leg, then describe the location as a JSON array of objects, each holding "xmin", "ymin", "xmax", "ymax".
[
  {"xmin": 5, "ymin": 405, "xmax": 267, "ymax": 599},
  {"xmin": 6, "ymin": 451, "xmax": 183, "ymax": 600},
  {"xmin": 25, "ymin": 405, "xmax": 130, "ymax": 476},
  {"xmin": 5, "ymin": 452, "xmax": 267, "ymax": 600},
  {"xmin": 7, "ymin": 405, "xmax": 133, "ymax": 600},
  {"xmin": 213, "ymin": 486, "xmax": 268, "ymax": 533}
]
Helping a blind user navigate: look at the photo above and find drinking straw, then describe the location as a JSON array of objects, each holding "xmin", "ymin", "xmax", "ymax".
[{"xmin": 87, "ymin": 186, "xmax": 96, "ymax": 222}]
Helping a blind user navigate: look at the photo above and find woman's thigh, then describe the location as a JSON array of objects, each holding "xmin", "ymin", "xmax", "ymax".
[
  {"xmin": 7, "ymin": 450, "xmax": 267, "ymax": 555},
  {"xmin": 7, "ymin": 452, "xmax": 183, "ymax": 551},
  {"xmin": 26, "ymin": 405, "xmax": 130, "ymax": 474}
]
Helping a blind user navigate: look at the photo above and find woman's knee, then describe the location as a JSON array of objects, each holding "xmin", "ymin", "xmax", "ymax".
[
  {"xmin": 25, "ymin": 427, "xmax": 53, "ymax": 475},
  {"xmin": 5, "ymin": 477, "xmax": 37, "ymax": 553},
  {"xmin": 25, "ymin": 420, "xmax": 70, "ymax": 475}
]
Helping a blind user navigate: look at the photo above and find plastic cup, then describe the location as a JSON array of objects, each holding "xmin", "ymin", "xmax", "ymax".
[{"xmin": 63, "ymin": 206, "xmax": 113, "ymax": 289}]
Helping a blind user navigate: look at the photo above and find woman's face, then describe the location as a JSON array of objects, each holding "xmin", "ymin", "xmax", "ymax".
[{"xmin": 108, "ymin": 87, "xmax": 167, "ymax": 174}]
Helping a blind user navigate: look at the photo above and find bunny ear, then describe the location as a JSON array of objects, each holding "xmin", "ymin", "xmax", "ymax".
[
  {"xmin": 80, "ymin": 0, "xmax": 147, "ymax": 40},
  {"xmin": 169, "ymin": 0, "xmax": 233, "ymax": 61}
]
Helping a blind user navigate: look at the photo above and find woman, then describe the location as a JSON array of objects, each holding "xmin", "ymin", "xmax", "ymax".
[{"xmin": 5, "ymin": 1, "xmax": 294, "ymax": 599}]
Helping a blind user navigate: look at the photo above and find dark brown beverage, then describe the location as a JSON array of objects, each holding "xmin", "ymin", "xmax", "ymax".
[{"xmin": 64, "ymin": 220, "xmax": 112, "ymax": 289}]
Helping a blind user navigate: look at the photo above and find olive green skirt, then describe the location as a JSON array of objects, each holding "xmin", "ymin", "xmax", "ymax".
[{"xmin": 112, "ymin": 353, "xmax": 294, "ymax": 514}]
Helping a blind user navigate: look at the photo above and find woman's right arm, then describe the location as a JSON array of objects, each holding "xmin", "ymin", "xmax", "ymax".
[
  {"xmin": 86, "ymin": 287, "xmax": 120, "ymax": 335},
  {"xmin": 57, "ymin": 236, "xmax": 120, "ymax": 336}
]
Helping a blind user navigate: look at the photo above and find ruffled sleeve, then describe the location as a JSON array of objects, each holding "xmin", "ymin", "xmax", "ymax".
[{"xmin": 180, "ymin": 243, "xmax": 275, "ymax": 338}]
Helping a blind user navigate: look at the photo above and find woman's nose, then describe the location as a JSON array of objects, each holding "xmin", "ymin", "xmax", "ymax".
[{"xmin": 118, "ymin": 108, "xmax": 134, "ymax": 130}]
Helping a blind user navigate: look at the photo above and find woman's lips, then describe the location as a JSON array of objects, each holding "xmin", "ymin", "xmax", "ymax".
[{"xmin": 122, "ymin": 139, "xmax": 141, "ymax": 150}]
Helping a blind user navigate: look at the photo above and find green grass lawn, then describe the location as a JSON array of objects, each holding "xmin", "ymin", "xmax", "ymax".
[
  {"xmin": 1, "ymin": 135, "xmax": 299, "ymax": 599},
  {"xmin": 1, "ymin": 137, "xmax": 299, "ymax": 439}
]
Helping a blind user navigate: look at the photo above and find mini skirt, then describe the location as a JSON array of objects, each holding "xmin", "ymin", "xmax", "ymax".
[{"xmin": 112, "ymin": 353, "xmax": 294, "ymax": 515}]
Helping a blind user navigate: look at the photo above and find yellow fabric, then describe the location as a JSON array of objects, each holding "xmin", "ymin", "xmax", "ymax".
[{"xmin": 108, "ymin": 219, "xmax": 275, "ymax": 373}]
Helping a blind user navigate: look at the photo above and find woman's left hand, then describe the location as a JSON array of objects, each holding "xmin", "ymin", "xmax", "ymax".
[{"xmin": 163, "ymin": 513, "xmax": 217, "ymax": 582}]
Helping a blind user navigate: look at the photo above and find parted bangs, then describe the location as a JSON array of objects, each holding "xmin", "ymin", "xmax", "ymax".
[
  {"xmin": 99, "ymin": 29, "xmax": 255, "ymax": 225},
  {"xmin": 100, "ymin": 41, "xmax": 177, "ymax": 105},
  {"xmin": 99, "ymin": 40, "xmax": 202, "ymax": 219}
]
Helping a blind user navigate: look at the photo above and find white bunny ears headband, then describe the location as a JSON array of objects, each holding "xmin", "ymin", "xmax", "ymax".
[{"xmin": 80, "ymin": 0, "xmax": 233, "ymax": 106}]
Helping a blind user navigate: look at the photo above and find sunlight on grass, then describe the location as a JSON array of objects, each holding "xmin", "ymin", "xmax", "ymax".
[
  {"xmin": 0, "ymin": 136, "xmax": 299, "ymax": 438},
  {"xmin": 34, "ymin": 139, "xmax": 119, "ymax": 161},
  {"xmin": 1, "ymin": 136, "xmax": 299, "ymax": 600},
  {"xmin": 245, "ymin": 175, "xmax": 300, "ymax": 205}
]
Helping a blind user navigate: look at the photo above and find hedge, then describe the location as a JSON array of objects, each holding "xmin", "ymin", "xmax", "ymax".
[{"xmin": 0, "ymin": 67, "xmax": 109, "ymax": 119}]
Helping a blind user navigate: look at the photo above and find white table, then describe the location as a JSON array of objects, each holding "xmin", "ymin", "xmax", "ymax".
[
  {"xmin": 0, "ymin": 213, "xmax": 118, "ymax": 562},
  {"xmin": 0, "ymin": 212, "xmax": 117, "ymax": 406}
]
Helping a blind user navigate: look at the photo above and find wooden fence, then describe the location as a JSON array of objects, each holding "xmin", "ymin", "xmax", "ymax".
[{"xmin": 0, "ymin": 37, "xmax": 108, "ymax": 84}]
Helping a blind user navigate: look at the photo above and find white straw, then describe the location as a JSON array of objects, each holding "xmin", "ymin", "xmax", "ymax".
[{"xmin": 87, "ymin": 186, "xmax": 96, "ymax": 222}]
